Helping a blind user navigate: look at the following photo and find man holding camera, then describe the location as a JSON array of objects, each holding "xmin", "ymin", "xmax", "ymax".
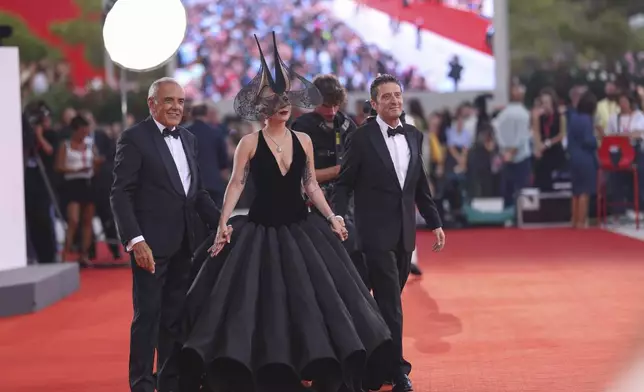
[
  {"xmin": 23, "ymin": 101, "xmax": 59, "ymax": 264},
  {"xmin": 290, "ymin": 74, "xmax": 367, "ymax": 281}
]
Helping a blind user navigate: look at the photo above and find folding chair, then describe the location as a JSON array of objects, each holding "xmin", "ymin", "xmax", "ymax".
[{"xmin": 596, "ymin": 136, "xmax": 640, "ymax": 229}]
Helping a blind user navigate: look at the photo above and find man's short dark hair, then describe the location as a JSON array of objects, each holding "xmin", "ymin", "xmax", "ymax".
[
  {"xmin": 70, "ymin": 115, "xmax": 89, "ymax": 130},
  {"xmin": 576, "ymin": 91, "xmax": 597, "ymax": 115},
  {"xmin": 192, "ymin": 103, "xmax": 208, "ymax": 117},
  {"xmin": 312, "ymin": 74, "xmax": 347, "ymax": 106},
  {"xmin": 370, "ymin": 74, "xmax": 402, "ymax": 102}
]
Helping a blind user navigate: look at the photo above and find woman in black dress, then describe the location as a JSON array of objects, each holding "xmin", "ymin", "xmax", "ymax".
[
  {"xmin": 179, "ymin": 33, "xmax": 393, "ymax": 392},
  {"xmin": 532, "ymin": 88, "xmax": 567, "ymax": 190}
]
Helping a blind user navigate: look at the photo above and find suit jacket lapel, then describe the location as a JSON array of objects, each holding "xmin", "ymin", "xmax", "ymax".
[
  {"xmin": 402, "ymin": 127, "xmax": 418, "ymax": 190},
  {"xmin": 179, "ymin": 128, "xmax": 198, "ymax": 198},
  {"xmin": 368, "ymin": 123, "xmax": 399, "ymax": 185},
  {"xmin": 148, "ymin": 118, "xmax": 185, "ymax": 197}
]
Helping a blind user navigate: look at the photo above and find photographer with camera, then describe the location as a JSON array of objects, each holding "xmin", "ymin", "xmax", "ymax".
[
  {"xmin": 290, "ymin": 74, "xmax": 366, "ymax": 277},
  {"xmin": 23, "ymin": 101, "xmax": 60, "ymax": 264}
]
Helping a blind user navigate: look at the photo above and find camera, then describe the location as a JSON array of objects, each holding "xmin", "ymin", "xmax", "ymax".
[
  {"xmin": 0, "ymin": 25, "xmax": 12, "ymax": 46},
  {"xmin": 22, "ymin": 100, "xmax": 51, "ymax": 152},
  {"xmin": 24, "ymin": 100, "xmax": 51, "ymax": 126},
  {"xmin": 362, "ymin": 100, "xmax": 376, "ymax": 116}
]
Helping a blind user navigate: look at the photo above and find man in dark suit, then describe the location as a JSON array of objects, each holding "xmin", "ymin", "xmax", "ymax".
[
  {"xmin": 333, "ymin": 74, "xmax": 445, "ymax": 392},
  {"xmin": 110, "ymin": 77, "xmax": 223, "ymax": 392},
  {"xmin": 186, "ymin": 103, "xmax": 229, "ymax": 208}
]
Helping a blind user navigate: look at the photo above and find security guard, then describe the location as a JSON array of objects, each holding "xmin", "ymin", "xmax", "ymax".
[{"xmin": 290, "ymin": 74, "xmax": 367, "ymax": 281}]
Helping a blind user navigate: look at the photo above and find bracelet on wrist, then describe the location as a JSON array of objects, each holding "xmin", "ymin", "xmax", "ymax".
[{"xmin": 326, "ymin": 214, "xmax": 336, "ymax": 222}]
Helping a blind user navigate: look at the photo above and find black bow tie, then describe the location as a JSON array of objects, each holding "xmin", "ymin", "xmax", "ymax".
[
  {"xmin": 387, "ymin": 125, "xmax": 404, "ymax": 137},
  {"xmin": 162, "ymin": 128, "xmax": 180, "ymax": 139}
]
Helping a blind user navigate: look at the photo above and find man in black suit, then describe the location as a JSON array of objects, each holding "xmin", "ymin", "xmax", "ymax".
[
  {"xmin": 333, "ymin": 74, "xmax": 445, "ymax": 392},
  {"xmin": 186, "ymin": 103, "xmax": 229, "ymax": 208},
  {"xmin": 110, "ymin": 77, "xmax": 222, "ymax": 392}
]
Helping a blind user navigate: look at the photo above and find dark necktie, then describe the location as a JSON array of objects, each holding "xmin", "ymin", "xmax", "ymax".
[
  {"xmin": 387, "ymin": 125, "xmax": 404, "ymax": 137},
  {"xmin": 162, "ymin": 128, "xmax": 180, "ymax": 139}
]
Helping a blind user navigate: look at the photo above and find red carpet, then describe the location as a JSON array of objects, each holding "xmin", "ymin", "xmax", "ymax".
[
  {"xmin": 361, "ymin": 0, "xmax": 492, "ymax": 55},
  {"xmin": 62, "ymin": 241, "xmax": 130, "ymax": 266},
  {"xmin": 2, "ymin": 228, "xmax": 644, "ymax": 391}
]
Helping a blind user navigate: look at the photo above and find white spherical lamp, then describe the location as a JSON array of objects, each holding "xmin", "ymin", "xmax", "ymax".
[{"xmin": 103, "ymin": 0, "xmax": 187, "ymax": 71}]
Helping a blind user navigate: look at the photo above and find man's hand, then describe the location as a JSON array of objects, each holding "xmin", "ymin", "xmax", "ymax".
[
  {"xmin": 432, "ymin": 227, "xmax": 445, "ymax": 252},
  {"xmin": 132, "ymin": 241, "xmax": 155, "ymax": 273}
]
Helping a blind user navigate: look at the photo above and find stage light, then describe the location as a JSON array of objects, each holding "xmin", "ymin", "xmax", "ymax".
[{"xmin": 103, "ymin": 0, "xmax": 186, "ymax": 71}]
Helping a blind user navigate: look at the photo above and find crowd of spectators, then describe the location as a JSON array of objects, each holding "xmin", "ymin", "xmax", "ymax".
[
  {"xmin": 175, "ymin": 0, "xmax": 431, "ymax": 101},
  {"xmin": 20, "ymin": 59, "xmax": 73, "ymax": 99},
  {"xmin": 621, "ymin": 51, "xmax": 644, "ymax": 83},
  {"xmin": 19, "ymin": 29, "xmax": 644, "ymax": 264},
  {"xmin": 403, "ymin": 78, "xmax": 644, "ymax": 228}
]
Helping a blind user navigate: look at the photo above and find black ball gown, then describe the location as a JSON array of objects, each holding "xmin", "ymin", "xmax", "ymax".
[{"xmin": 178, "ymin": 131, "xmax": 393, "ymax": 392}]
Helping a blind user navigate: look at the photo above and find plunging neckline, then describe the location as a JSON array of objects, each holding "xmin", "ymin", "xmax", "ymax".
[{"xmin": 261, "ymin": 129, "xmax": 295, "ymax": 177}]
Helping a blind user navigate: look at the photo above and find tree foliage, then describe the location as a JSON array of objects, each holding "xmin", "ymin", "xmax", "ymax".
[
  {"xmin": 0, "ymin": 12, "xmax": 62, "ymax": 62},
  {"xmin": 27, "ymin": 84, "xmax": 150, "ymax": 124},
  {"xmin": 49, "ymin": 0, "xmax": 104, "ymax": 68},
  {"xmin": 509, "ymin": 0, "xmax": 644, "ymax": 74}
]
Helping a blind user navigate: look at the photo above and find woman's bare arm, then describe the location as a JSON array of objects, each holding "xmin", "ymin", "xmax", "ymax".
[{"xmin": 218, "ymin": 134, "xmax": 256, "ymax": 227}]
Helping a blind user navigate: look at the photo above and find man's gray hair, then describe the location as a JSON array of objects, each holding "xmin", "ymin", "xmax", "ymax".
[{"xmin": 148, "ymin": 77, "xmax": 180, "ymax": 101}]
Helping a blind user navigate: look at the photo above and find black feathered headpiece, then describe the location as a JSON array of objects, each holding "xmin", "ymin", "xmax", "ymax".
[{"xmin": 233, "ymin": 31, "xmax": 322, "ymax": 121}]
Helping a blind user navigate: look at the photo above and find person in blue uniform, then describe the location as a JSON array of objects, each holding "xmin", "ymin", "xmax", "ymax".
[{"xmin": 567, "ymin": 90, "xmax": 598, "ymax": 228}]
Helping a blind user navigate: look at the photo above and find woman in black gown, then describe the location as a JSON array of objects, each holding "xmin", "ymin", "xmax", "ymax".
[{"xmin": 178, "ymin": 33, "xmax": 393, "ymax": 392}]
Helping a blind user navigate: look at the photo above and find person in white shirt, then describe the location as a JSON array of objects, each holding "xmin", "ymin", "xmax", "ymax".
[
  {"xmin": 605, "ymin": 93, "xmax": 644, "ymax": 216},
  {"xmin": 110, "ymin": 77, "xmax": 222, "ymax": 392},
  {"xmin": 606, "ymin": 94, "xmax": 644, "ymax": 138},
  {"xmin": 493, "ymin": 84, "xmax": 532, "ymax": 207},
  {"xmin": 55, "ymin": 115, "xmax": 102, "ymax": 266},
  {"xmin": 399, "ymin": 113, "xmax": 423, "ymax": 276},
  {"xmin": 334, "ymin": 74, "xmax": 445, "ymax": 391}
]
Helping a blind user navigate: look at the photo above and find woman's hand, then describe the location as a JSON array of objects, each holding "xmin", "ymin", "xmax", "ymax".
[
  {"xmin": 208, "ymin": 224, "xmax": 234, "ymax": 257},
  {"xmin": 75, "ymin": 166, "xmax": 92, "ymax": 173},
  {"xmin": 329, "ymin": 216, "xmax": 348, "ymax": 242},
  {"xmin": 435, "ymin": 164, "xmax": 445, "ymax": 177}
]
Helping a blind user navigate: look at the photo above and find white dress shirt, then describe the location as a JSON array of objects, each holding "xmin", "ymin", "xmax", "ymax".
[
  {"xmin": 376, "ymin": 115, "xmax": 410, "ymax": 189},
  {"xmin": 127, "ymin": 119, "xmax": 192, "ymax": 252},
  {"xmin": 606, "ymin": 110, "xmax": 644, "ymax": 135}
]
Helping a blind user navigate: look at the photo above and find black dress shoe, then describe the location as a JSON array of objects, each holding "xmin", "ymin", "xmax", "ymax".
[
  {"xmin": 392, "ymin": 374, "xmax": 413, "ymax": 392},
  {"xmin": 410, "ymin": 263, "xmax": 422, "ymax": 276}
]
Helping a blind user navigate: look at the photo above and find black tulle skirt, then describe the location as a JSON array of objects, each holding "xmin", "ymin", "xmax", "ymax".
[{"xmin": 178, "ymin": 214, "xmax": 393, "ymax": 392}]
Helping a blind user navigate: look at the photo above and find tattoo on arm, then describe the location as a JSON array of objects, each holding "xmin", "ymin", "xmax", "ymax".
[
  {"xmin": 303, "ymin": 157, "xmax": 313, "ymax": 185},
  {"xmin": 240, "ymin": 161, "xmax": 250, "ymax": 185}
]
